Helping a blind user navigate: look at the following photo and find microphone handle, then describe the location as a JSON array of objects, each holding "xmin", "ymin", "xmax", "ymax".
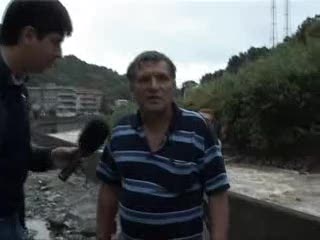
[{"xmin": 58, "ymin": 151, "xmax": 82, "ymax": 182}]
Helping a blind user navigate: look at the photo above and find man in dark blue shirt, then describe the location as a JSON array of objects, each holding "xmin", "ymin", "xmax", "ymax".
[
  {"xmin": 0, "ymin": 1, "xmax": 77, "ymax": 239},
  {"xmin": 96, "ymin": 51, "xmax": 230, "ymax": 240}
]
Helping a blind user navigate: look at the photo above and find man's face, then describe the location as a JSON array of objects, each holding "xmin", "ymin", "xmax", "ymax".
[
  {"xmin": 21, "ymin": 28, "xmax": 63, "ymax": 73},
  {"xmin": 132, "ymin": 60, "xmax": 175, "ymax": 114}
]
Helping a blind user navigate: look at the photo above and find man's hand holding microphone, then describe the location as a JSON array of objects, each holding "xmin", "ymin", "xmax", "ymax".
[{"xmin": 50, "ymin": 118, "xmax": 110, "ymax": 181}]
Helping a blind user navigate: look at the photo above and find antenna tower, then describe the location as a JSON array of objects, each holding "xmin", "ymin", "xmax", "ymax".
[
  {"xmin": 271, "ymin": 0, "xmax": 278, "ymax": 47},
  {"xmin": 284, "ymin": 0, "xmax": 291, "ymax": 38}
]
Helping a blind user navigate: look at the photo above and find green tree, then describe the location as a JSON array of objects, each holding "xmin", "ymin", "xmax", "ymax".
[{"xmin": 183, "ymin": 15, "xmax": 320, "ymax": 159}]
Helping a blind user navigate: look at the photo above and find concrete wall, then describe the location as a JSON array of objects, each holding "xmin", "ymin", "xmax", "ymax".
[
  {"xmin": 31, "ymin": 131, "xmax": 76, "ymax": 148},
  {"xmin": 31, "ymin": 115, "xmax": 94, "ymax": 134},
  {"xmin": 228, "ymin": 192, "xmax": 320, "ymax": 240}
]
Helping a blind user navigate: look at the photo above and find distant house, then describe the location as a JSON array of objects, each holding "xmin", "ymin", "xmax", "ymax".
[
  {"xmin": 28, "ymin": 83, "xmax": 102, "ymax": 117},
  {"xmin": 76, "ymin": 88, "xmax": 103, "ymax": 115},
  {"xmin": 114, "ymin": 99, "xmax": 129, "ymax": 107},
  {"xmin": 56, "ymin": 87, "xmax": 77, "ymax": 117}
]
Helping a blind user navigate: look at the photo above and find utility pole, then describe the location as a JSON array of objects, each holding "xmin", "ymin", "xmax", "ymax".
[
  {"xmin": 271, "ymin": 0, "xmax": 278, "ymax": 47},
  {"xmin": 284, "ymin": 0, "xmax": 291, "ymax": 38}
]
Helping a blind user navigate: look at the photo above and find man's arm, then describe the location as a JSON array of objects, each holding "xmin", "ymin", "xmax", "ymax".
[
  {"xmin": 209, "ymin": 191, "xmax": 229, "ymax": 240},
  {"xmin": 29, "ymin": 145, "xmax": 78, "ymax": 172},
  {"xmin": 97, "ymin": 183, "xmax": 120, "ymax": 240},
  {"xmin": 96, "ymin": 141, "xmax": 121, "ymax": 239},
  {"xmin": 29, "ymin": 145, "xmax": 54, "ymax": 172}
]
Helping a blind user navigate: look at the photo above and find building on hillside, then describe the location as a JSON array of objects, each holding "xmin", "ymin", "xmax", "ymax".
[
  {"xmin": 56, "ymin": 87, "xmax": 77, "ymax": 117},
  {"xmin": 28, "ymin": 83, "xmax": 61, "ymax": 116},
  {"xmin": 76, "ymin": 88, "xmax": 103, "ymax": 115},
  {"xmin": 114, "ymin": 99, "xmax": 129, "ymax": 107},
  {"xmin": 28, "ymin": 83, "xmax": 102, "ymax": 117}
]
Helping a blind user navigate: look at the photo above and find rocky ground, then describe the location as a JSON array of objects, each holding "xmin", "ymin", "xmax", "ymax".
[{"xmin": 25, "ymin": 170, "xmax": 100, "ymax": 240}]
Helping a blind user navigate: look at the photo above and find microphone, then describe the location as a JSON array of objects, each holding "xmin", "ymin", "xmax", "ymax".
[{"xmin": 58, "ymin": 118, "xmax": 110, "ymax": 181}]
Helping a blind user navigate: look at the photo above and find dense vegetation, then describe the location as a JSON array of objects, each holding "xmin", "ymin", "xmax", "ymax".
[
  {"xmin": 184, "ymin": 16, "xmax": 320, "ymax": 156},
  {"xmin": 108, "ymin": 101, "xmax": 137, "ymax": 127}
]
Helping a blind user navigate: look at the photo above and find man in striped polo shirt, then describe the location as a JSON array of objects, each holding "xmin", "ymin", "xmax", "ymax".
[{"xmin": 96, "ymin": 51, "xmax": 230, "ymax": 240}]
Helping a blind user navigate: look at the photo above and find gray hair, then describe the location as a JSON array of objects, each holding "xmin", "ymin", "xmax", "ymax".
[{"xmin": 126, "ymin": 51, "xmax": 176, "ymax": 82}]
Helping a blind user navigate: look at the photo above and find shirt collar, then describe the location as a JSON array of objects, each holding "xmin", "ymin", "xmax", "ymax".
[
  {"xmin": 0, "ymin": 53, "xmax": 12, "ymax": 93},
  {"xmin": 0, "ymin": 50, "xmax": 27, "ymax": 90},
  {"xmin": 132, "ymin": 102, "xmax": 182, "ymax": 134},
  {"xmin": 10, "ymin": 74, "xmax": 27, "ymax": 86}
]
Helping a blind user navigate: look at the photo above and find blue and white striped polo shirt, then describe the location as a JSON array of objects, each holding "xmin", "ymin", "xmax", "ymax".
[{"xmin": 96, "ymin": 105, "xmax": 230, "ymax": 239}]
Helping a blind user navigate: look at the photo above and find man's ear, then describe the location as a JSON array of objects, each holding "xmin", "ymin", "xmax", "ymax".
[{"xmin": 19, "ymin": 26, "xmax": 37, "ymax": 45}]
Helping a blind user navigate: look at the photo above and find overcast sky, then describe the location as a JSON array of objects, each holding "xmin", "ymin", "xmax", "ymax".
[{"xmin": 1, "ymin": 0, "xmax": 319, "ymax": 86}]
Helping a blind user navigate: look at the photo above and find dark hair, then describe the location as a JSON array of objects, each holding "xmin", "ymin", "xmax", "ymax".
[
  {"xmin": 127, "ymin": 51, "xmax": 176, "ymax": 82},
  {"xmin": 1, "ymin": 0, "xmax": 73, "ymax": 45}
]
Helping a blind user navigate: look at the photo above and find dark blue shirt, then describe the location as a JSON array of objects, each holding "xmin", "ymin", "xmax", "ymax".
[
  {"xmin": 96, "ymin": 105, "xmax": 230, "ymax": 239},
  {"xmin": 0, "ymin": 55, "xmax": 52, "ymax": 217}
]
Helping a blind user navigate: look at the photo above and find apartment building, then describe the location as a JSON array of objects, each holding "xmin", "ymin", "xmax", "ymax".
[
  {"xmin": 76, "ymin": 88, "xmax": 103, "ymax": 115},
  {"xmin": 28, "ymin": 83, "xmax": 102, "ymax": 117}
]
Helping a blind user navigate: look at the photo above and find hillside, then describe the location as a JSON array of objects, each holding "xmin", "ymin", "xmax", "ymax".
[{"xmin": 27, "ymin": 55, "xmax": 131, "ymax": 104}]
